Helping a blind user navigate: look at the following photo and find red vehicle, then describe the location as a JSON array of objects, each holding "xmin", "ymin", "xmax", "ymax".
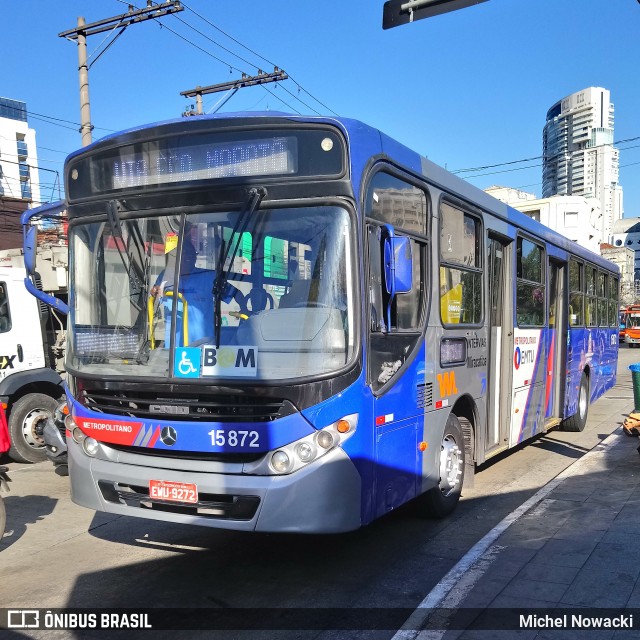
[
  {"xmin": 0, "ymin": 403, "xmax": 10, "ymax": 539},
  {"xmin": 622, "ymin": 305, "xmax": 640, "ymax": 347}
]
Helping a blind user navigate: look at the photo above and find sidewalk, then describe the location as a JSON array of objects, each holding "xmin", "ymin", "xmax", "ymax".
[{"xmin": 429, "ymin": 358, "xmax": 640, "ymax": 639}]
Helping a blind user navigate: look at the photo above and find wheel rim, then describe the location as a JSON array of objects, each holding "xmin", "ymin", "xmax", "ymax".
[
  {"xmin": 578, "ymin": 380, "xmax": 588, "ymax": 419},
  {"xmin": 20, "ymin": 409, "xmax": 50, "ymax": 449},
  {"xmin": 439, "ymin": 433, "xmax": 463, "ymax": 497}
]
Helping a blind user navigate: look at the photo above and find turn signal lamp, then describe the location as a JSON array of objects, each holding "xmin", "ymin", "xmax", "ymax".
[{"xmin": 336, "ymin": 419, "xmax": 351, "ymax": 434}]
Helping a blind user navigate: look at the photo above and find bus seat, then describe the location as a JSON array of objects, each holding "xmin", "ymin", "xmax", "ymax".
[
  {"xmin": 236, "ymin": 307, "xmax": 346, "ymax": 376},
  {"xmin": 279, "ymin": 280, "xmax": 319, "ymax": 308},
  {"xmin": 244, "ymin": 287, "xmax": 274, "ymax": 313}
]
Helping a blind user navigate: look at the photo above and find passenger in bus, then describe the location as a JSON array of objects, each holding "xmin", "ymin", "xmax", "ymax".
[{"xmin": 151, "ymin": 238, "xmax": 241, "ymax": 346}]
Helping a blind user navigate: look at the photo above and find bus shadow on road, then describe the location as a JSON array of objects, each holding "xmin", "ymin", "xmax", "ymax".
[
  {"xmin": 528, "ymin": 434, "xmax": 591, "ymax": 459},
  {"xmin": 0, "ymin": 494, "xmax": 57, "ymax": 552}
]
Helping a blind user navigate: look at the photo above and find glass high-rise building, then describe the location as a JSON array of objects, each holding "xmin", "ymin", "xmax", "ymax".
[{"xmin": 543, "ymin": 87, "xmax": 623, "ymax": 244}]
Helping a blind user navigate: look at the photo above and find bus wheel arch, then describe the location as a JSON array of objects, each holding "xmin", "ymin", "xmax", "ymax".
[
  {"xmin": 561, "ymin": 368, "xmax": 590, "ymax": 433},
  {"xmin": 422, "ymin": 398, "xmax": 476, "ymax": 518},
  {"xmin": 451, "ymin": 395, "xmax": 477, "ymax": 472}
]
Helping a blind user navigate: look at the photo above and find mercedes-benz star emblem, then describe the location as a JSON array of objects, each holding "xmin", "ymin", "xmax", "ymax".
[{"xmin": 160, "ymin": 426, "xmax": 177, "ymax": 446}]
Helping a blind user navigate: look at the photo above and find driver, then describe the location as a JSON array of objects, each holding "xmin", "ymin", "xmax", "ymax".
[{"xmin": 152, "ymin": 236, "xmax": 242, "ymax": 346}]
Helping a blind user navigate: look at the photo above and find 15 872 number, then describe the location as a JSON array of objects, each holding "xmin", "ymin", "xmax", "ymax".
[{"xmin": 208, "ymin": 429, "xmax": 260, "ymax": 448}]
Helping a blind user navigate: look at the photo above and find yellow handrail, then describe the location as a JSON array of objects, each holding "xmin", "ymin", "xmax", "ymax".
[{"xmin": 148, "ymin": 291, "xmax": 189, "ymax": 348}]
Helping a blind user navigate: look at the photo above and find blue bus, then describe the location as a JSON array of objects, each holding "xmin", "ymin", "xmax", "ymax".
[{"xmin": 23, "ymin": 113, "xmax": 619, "ymax": 533}]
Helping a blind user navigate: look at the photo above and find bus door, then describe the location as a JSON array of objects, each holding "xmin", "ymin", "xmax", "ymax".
[
  {"xmin": 485, "ymin": 235, "xmax": 513, "ymax": 457},
  {"xmin": 546, "ymin": 260, "xmax": 567, "ymax": 425}
]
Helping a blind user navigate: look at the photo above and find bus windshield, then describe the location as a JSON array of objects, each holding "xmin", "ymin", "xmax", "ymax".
[{"xmin": 68, "ymin": 205, "xmax": 356, "ymax": 381}]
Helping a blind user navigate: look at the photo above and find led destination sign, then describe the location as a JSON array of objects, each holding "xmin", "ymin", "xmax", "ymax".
[
  {"xmin": 66, "ymin": 127, "xmax": 345, "ymax": 200},
  {"xmin": 112, "ymin": 136, "xmax": 296, "ymax": 189}
]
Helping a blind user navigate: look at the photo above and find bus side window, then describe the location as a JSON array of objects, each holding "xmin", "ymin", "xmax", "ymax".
[
  {"xmin": 439, "ymin": 203, "xmax": 482, "ymax": 325},
  {"xmin": 0, "ymin": 283, "xmax": 11, "ymax": 333},
  {"xmin": 368, "ymin": 228, "xmax": 385, "ymax": 332},
  {"xmin": 516, "ymin": 237, "xmax": 545, "ymax": 327},
  {"xmin": 568, "ymin": 259, "xmax": 584, "ymax": 327}
]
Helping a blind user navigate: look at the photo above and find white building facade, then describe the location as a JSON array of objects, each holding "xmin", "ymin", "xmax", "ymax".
[
  {"xmin": 0, "ymin": 97, "xmax": 41, "ymax": 206},
  {"xmin": 600, "ymin": 243, "xmax": 635, "ymax": 305},
  {"xmin": 542, "ymin": 87, "xmax": 623, "ymax": 245},
  {"xmin": 611, "ymin": 217, "xmax": 640, "ymax": 284},
  {"xmin": 485, "ymin": 186, "xmax": 602, "ymax": 255}
]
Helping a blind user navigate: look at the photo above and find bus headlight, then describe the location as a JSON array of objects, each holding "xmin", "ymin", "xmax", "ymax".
[
  {"xmin": 315, "ymin": 430, "xmax": 334, "ymax": 450},
  {"xmin": 72, "ymin": 426, "xmax": 85, "ymax": 444},
  {"xmin": 83, "ymin": 437, "xmax": 99, "ymax": 457},
  {"xmin": 250, "ymin": 413, "xmax": 358, "ymax": 476},
  {"xmin": 65, "ymin": 414, "xmax": 77, "ymax": 432},
  {"xmin": 271, "ymin": 450, "xmax": 292, "ymax": 474},
  {"xmin": 295, "ymin": 441, "xmax": 316, "ymax": 463}
]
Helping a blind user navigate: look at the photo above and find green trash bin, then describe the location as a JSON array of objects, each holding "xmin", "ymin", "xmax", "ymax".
[{"xmin": 630, "ymin": 363, "xmax": 640, "ymax": 411}]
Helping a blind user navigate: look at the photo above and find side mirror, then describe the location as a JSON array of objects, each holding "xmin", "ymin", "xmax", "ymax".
[
  {"xmin": 382, "ymin": 226, "xmax": 413, "ymax": 330},
  {"xmin": 383, "ymin": 235, "xmax": 413, "ymax": 295}
]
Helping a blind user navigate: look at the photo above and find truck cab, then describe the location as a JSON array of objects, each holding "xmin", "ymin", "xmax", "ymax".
[{"xmin": 0, "ymin": 266, "xmax": 64, "ymax": 462}]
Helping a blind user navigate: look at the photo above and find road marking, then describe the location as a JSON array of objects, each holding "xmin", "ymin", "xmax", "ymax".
[{"xmin": 391, "ymin": 428, "xmax": 626, "ymax": 640}]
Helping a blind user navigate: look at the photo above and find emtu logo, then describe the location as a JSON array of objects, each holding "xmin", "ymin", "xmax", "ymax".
[{"xmin": 514, "ymin": 346, "xmax": 535, "ymax": 369}]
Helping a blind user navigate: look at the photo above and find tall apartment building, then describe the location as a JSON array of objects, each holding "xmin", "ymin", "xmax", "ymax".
[
  {"xmin": 0, "ymin": 97, "xmax": 42, "ymax": 249},
  {"xmin": 542, "ymin": 87, "xmax": 623, "ymax": 245}
]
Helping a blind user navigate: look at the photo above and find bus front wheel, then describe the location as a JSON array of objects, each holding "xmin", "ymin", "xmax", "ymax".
[
  {"xmin": 423, "ymin": 413, "xmax": 465, "ymax": 518},
  {"xmin": 562, "ymin": 372, "xmax": 589, "ymax": 432}
]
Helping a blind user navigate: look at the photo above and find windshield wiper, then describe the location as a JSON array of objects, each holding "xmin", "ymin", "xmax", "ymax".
[
  {"xmin": 106, "ymin": 200, "xmax": 145, "ymax": 313},
  {"xmin": 212, "ymin": 187, "xmax": 266, "ymax": 348}
]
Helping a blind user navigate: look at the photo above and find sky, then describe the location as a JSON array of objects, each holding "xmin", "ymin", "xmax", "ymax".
[{"xmin": 2, "ymin": 0, "xmax": 639, "ymax": 219}]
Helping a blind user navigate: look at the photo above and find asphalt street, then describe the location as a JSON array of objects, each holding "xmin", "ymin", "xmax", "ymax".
[{"xmin": 0, "ymin": 346, "xmax": 637, "ymax": 639}]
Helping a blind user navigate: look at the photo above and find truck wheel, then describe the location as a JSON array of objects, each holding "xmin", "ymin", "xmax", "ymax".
[
  {"xmin": 8, "ymin": 394, "xmax": 59, "ymax": 464},
  {"xmin": 422, "ymin": 413, "xmax": 465, "ymax": 518}
]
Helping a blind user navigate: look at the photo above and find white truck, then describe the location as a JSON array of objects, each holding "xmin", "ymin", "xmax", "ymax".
[{"xmin": 0, "ymin": 232, "xmax": 68, "ymax": 463}]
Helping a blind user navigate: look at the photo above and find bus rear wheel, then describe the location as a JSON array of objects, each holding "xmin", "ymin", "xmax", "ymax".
[
  {"xmin": 422, "ymin": 413, "xmax": 465, "ymax": 518},
  {"xmin": 562, "ymin": 372, "xmax": 589, "ymax": 432}
]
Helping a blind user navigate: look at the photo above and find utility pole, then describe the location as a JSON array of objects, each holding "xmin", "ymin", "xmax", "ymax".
[
  {"xmin": 76, "ymin": 17, "xmax": 91, "ymax": 147},
  {"xmin": 181, "ymin": 69, "xmax": 288, "ymax": 116},
  {"xmin": 59, "ymin": 1, "xmax": 184, "ymax": 146}
]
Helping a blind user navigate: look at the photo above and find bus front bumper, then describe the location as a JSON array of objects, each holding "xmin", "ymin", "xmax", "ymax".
[{"xmin": 67, "ymin": 438, "xmax": 362, "ymax": 533}]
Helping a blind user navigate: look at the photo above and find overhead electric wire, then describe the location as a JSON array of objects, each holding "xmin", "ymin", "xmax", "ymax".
[
  {"xmin": 113, "ymin": 0, "xmax": 331, "ymax": 116},
  {"xmin": 151, "ymin": 16, "xmax": 303, "ymax": 114},
  {"xmin": 180, "ymin": 2, "xmax": 338, "ymax": 116},
  {"xmin": 0, "ymin": 101, "xmax": 114, "ymax": 134},
  {"xmin": 179, "ymin": 2, "xmax": 338, "ymax": 116},
  {"xmin": 453, "ymin": 135, "xmax": 640, "ymax": 179}
]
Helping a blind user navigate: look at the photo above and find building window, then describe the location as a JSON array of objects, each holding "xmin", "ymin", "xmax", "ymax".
[
  {"xmin": 18, "ymin": 162, "xmax": 29, "ymax": 180},
  {"xmin": 564, "ymin": 212, "xmax": 578, "ymax": 226}
]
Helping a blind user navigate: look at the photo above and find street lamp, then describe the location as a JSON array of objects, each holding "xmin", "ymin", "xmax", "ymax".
[{"xmin": 383, "ymin": 0, "xmax": 489, "ymax": 29}]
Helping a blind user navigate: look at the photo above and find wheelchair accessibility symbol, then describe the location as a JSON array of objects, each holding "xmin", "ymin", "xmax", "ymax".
[{"xmin": 174, "ymin": 347, "xmax": 201, "ymax": 378}]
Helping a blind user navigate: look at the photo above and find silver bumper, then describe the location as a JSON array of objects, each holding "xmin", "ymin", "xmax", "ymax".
[{"xmin": 68, "ymin": 439, "xmax": 362, "ymax": 533}]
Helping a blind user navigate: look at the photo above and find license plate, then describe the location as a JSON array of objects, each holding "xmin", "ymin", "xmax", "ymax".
[{"xmin": 149, "ymin": 480, "xmax": 198, "ymax": 504}]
